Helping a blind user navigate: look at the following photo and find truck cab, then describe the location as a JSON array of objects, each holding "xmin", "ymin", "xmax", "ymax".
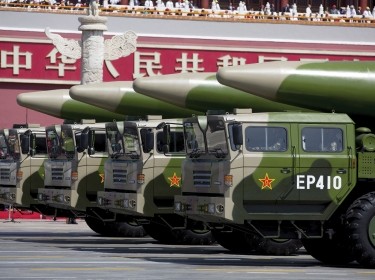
[
  {"xmin": 38, "ymin": 120, "xmax": 145, "ymax": 236},
  {"xmin": 0, "ymin": 125, "xmax": 53, "ymax": 214},
  {"xmin": 97, "ymin": 116, "xmax": 213, "ymax": 244},
  {"xmin": 174, "ymin": 109, "xmax": 360, "ymax": 255},
  {"xmin": 38, "ymin": 121, "xmax": 107, "ymax": 213}
]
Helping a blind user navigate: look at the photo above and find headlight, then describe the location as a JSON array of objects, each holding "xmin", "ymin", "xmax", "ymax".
[
  {"xmin": 216, "ymin": 204, "xmax": 224, "ymax": 214},
  {"xmin": 207, "ymin": 203, "xmax": 215, "ymax": 214},
  {"xmin": 97, "ymin": 197, "xmax": 104, "ymax": 206},
  {"xmin": 175, "ymin": 201, "xmax": 182, "ymax": 212},
  {"xmin": 55, "ymin": 194, "xmax": 64, "ymax": 203}
]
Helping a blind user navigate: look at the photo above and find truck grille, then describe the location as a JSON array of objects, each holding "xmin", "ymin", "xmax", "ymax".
[
  {"xmin": 0, "ymin": 168, "xmax": 10, "ymax": 181},
  {"xmin": 51, "ymin": 168, "xmax": 64, "ymax": 181},
  {"xmin": 193, "ymin": 170, "xmax": 211, "ymax": 187},
  {"xmin": 113, "ymin": 169, "xmax": 127, "ymax": 184}
]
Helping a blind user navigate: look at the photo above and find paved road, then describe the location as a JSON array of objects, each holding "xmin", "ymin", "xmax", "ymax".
[{"xmin": 0, "ymin": 219, "xmax": 373, "ymax": 280}]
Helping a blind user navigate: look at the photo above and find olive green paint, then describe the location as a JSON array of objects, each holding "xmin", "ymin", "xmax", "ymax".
[{"xmin": 186, "ymin": 75, "xmax": 310, "ymax": 112}]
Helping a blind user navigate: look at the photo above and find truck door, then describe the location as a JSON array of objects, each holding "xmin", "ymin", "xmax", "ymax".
[
  {"xmin": 85, "ymin": 129, "xmax": 107, "ymax": 203},
  {"xmin": 243, "ymin": 124, "xmax": 299, "ymax": 214},
  {"xmin": 297, "ymin": 124, "xmax": 351, "ymax": 217},
  {"xmin": 152, "ymin": 130, "xmax": 184, "ymax": 213},
  {"xmin": 28, "ymin": 133, "xmax": 48, "ymax": 203}
]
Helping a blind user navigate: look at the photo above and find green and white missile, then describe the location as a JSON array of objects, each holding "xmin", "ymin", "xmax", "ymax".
[
  {"xmin": 132, "ymin": 72, "xmax": 309, "ymax": 112},
  {"xmin": 69, "ymin": 81, "xmax": 202, "ymax": 118},
  {"xmin": 216, "ymin": 61, "xmax": 375, "ymax": 118},
  {"xmin": 17, "ymin": 89, "xmax": 126, "ymax": 121}
]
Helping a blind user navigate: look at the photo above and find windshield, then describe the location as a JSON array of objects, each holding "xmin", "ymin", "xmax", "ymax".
[
  {"xmin": 46, "ymin": 126, "xmax": 75, "ymax": 159},
  {"xmin": 106, "ymin": 124, "xmax": 141, "ymax": 159},
  {"xmin": 184, "ymin": 119, "xmax": 228, "ymax": 158},
  {"xmin": 206, "ymin": 119, "xmax": 228, "ymax": 158},
  {"xmin": 0, "ymin": 133, "xmax": 9, "ymax": 159},
  {"xmin": 7, "ymin": 131, "xmax": 21, "ymax": 160}
]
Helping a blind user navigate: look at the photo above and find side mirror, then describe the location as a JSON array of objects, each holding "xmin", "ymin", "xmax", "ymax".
[
  {"xmin": 232, "ymin": 124, "xmax": 243, "ymax": 147},
  {"xmin": 21, "ymin": 134, "xmax": 30, "ymax": 154},
  {"xmin": 77, "ymin": 133, "xmax": 87, "ymax": 153},
  {"xmin": 87, "ymin": 130, "xmax": 96, "ymax": 155},
  {"xmin": 162, "ymin": 125, "xmax": 171, "ymax": 154},
  {"xmin": 29, "ymin": 133, "xmax": 36, "ymax": 156},
  {"xmin": 144, "ymin": 130, "xmax": 154, "ymax": 153}
]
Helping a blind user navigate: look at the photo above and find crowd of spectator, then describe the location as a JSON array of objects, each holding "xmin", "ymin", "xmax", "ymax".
[{"xmin": 1, "ymin": 0, "xmax": 375, "ymax": 22}]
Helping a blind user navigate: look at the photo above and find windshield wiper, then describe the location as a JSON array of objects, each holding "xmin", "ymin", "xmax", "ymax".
[
  {"xmin": 209, "ymin": 147, "xmax": 227, "ymax": 158},
  {"xmin": 189, "ymin": 148, "xmax": 203, "ymax": 158},
  {"xmin": 125, "ymin": 151, "xmax": 139, "ymax": 159},
  {"xmin": 111, "ymin": 151, "xmax": 124, "ymax": 159}
]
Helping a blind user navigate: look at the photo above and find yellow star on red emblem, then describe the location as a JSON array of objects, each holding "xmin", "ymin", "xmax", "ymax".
[
  {"xmin": 168, "ymin": 172, "xmax": 181, "ymax": 188},
  {"xmin": 258, "ymin": 173, "xmax": 275, "ymax": 190}
]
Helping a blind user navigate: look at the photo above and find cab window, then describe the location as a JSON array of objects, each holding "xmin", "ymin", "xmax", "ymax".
[
  {"xmin": 302, "ymin": 127, "xmax": 343, "ymax": 152},
  {"xmin": 156, "ymin": 131, "xmax": 184, "ymax": 153},
  {"xmin": 245, "ymin": 126, "xmax": 287, "ymax": 152}
]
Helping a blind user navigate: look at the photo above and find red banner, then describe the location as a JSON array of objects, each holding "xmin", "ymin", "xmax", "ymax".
[{"xmin": 1, "ymin": 39, "xmax": 375, "ymax": 84}]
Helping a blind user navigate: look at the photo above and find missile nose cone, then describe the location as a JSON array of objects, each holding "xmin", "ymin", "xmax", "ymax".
[
  {"xmin": 217, "ymin": 61, "xmax": 306, "ymax": 100},
  {"xmin": 17, "ymin": 90, "xmax": 70, "ymax": 117},
  {"xmin": 133, "ymin": 73, "xmax": 214, "ymax": 108},
  {"xmin": 70, "ymin": 82, "xmax": 134, "ymax": 110}
]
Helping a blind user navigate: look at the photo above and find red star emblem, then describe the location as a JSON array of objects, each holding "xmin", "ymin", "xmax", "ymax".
[
  {"xmin": 168, "ymin": 172, "xmax": 181, "ymax": 188},
  {"xmin": 258, "ymin": 173, "xmax": 275, "ymax": 190}
]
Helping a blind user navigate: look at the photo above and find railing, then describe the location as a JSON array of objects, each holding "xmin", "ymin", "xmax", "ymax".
[{"xmin": 1, "ymin": 2, "xmax": 375, "ymax": 27}]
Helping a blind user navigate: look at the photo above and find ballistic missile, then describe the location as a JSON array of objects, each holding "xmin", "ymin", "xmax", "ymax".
[
  {"xmin": 132, "ymin": 72, "xmax": 309, "ymax": 112},
  {"xmin": 69, "ymin": 81, "xmax": 202, "ymax": 117},
  {"xmin": 216, "ymin": 61, "xmax": 375, "ymax": 119},
  {"xmin": 17, "ymin": 89, "xmax": 125, "ymax": 121}
]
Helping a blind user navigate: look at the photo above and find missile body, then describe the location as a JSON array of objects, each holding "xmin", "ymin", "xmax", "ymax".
[
  {"xmin": 17, "ymin": 89, "xmax": 126, "ymax": 122},
  {"xmin": 132, "ymin": 72, "xmax": 308, "ymax": 113},
  {"xmin": 69, "ymin": 81, "xmax": 202, "ymax": 118},
  {"xmin": 216, "ymin": 61, "xmax": 375, "ymax": 119}
]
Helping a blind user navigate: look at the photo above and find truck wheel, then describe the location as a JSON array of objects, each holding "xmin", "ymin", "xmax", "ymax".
[
  {"xmin": 85, "ymin": 216, "xmax": 146, "ymax": 237},
  {"xmin": 143, "ymin": 221, "xmax": 180, "ymax": 244},
  {"xmin": 212, "ymin": 229, "xmax": 259, "ymax": 253},
  {"xmin": 174, "ymin": 228, "xmax": 215, "ymax": 245},
  {"xmin": 346, "ymin": 191, "xmax": 375, "ymax": 268},
  {"xmin": 112, "ymin": 220, "xmax": 147, "ymax": 237},
  {"xmin": 256, "ymin": 239, "xmax": 302, "ymax": 256},
  {"xmin": 302, "ymin": 237, "xmax": 354, "ymax": 265}
]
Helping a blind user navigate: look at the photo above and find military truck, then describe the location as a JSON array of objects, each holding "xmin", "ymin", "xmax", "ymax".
[
  {"xmin": 96, "ymin": 116, "xmax": 214, "ymax": 244},
  {"xmin": 0, "ymin": 125, "xmax": 58, "ymax": 216},
  {"xmin": 171, "ymin": 109, "xmax": 375, "ymax": 267},
  {"xmin": 38, "ymin": 120, "xmax": 145, "ymax": 237}
]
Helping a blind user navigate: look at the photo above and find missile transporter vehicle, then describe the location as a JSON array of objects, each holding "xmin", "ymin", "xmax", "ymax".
[
  {"xmin": 96, "ymin": 116, "xmax": 214, "ymax": 244},
  {"xmin": 38, "ymin": 120, "xmax": 145, "ymax": 237},
  {"xmin": 0, "ymin": 125, "xmax": 58, "ymax": 216},
  {"xmin": 173, "ymin": 109, "xmax": 375, "ymax": 267}
]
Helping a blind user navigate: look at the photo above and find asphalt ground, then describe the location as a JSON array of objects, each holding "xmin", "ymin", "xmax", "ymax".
[{"xmin": 0, "ymin": 218, "xmax": 374, "ymax": 280}]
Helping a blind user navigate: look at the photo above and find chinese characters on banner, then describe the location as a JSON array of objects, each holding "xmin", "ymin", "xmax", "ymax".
[{"xmin": 1, "ymin": 40, "xmax": 375, "ymax": 83}]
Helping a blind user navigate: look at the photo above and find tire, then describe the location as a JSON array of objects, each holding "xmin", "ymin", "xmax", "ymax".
[
  {"xmin": 346, "ymin": 191, "xmax": 375, "ymax": 268},
  {"xmin": 302, "ymin": 237, "xmax": 354, "ymax": 265},
  {"xmin": 256, "ymin": 239, "xmax": 302, "ymax": 256},
  {"xmin": 143, "ymin": 221, "xmax": 180, "ymax": 244},
  {"xmin": 143, "ymin": 221, "xmax": 215, "ymax": 245},
  {"xmin": 212, "ymin": 229, "xmax": 259, "ymax": 253},
  {"xmin": 174, "ymin": 228, "xmax": 215, "ymax": 245},
  {"xmin": 85, "ymin": 216, "xmax": 146, "ymax": 237}
]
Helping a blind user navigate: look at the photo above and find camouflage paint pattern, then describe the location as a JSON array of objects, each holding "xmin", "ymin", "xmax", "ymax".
[
  {"xmin": 216, "ymin": 61, "xmax": 375, "ymax": 125},
  {"xmin": 39, "ymin": 122, "xmax": 107, "ymax": 212},
  {"xmin": 69, "ymin": 81, "xmax": 202, "ymax": 118},
  {"xmin": 97, "ymin": 118, "xmax": 185, "ymax": 218},
  {"xmin": 175, "ymin": 110, "xmax": 357, "ymax": 225},
  {"xmin": 17, "ymin": 89, "xmax": 126, "ymax": 122},
  {"xmin": 0, "ymin": 126, "xmax": 47, "ymax": 208},
  {"xmin": 133, "ymin": 72, "xmax": 310, "ymax": 113}
]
